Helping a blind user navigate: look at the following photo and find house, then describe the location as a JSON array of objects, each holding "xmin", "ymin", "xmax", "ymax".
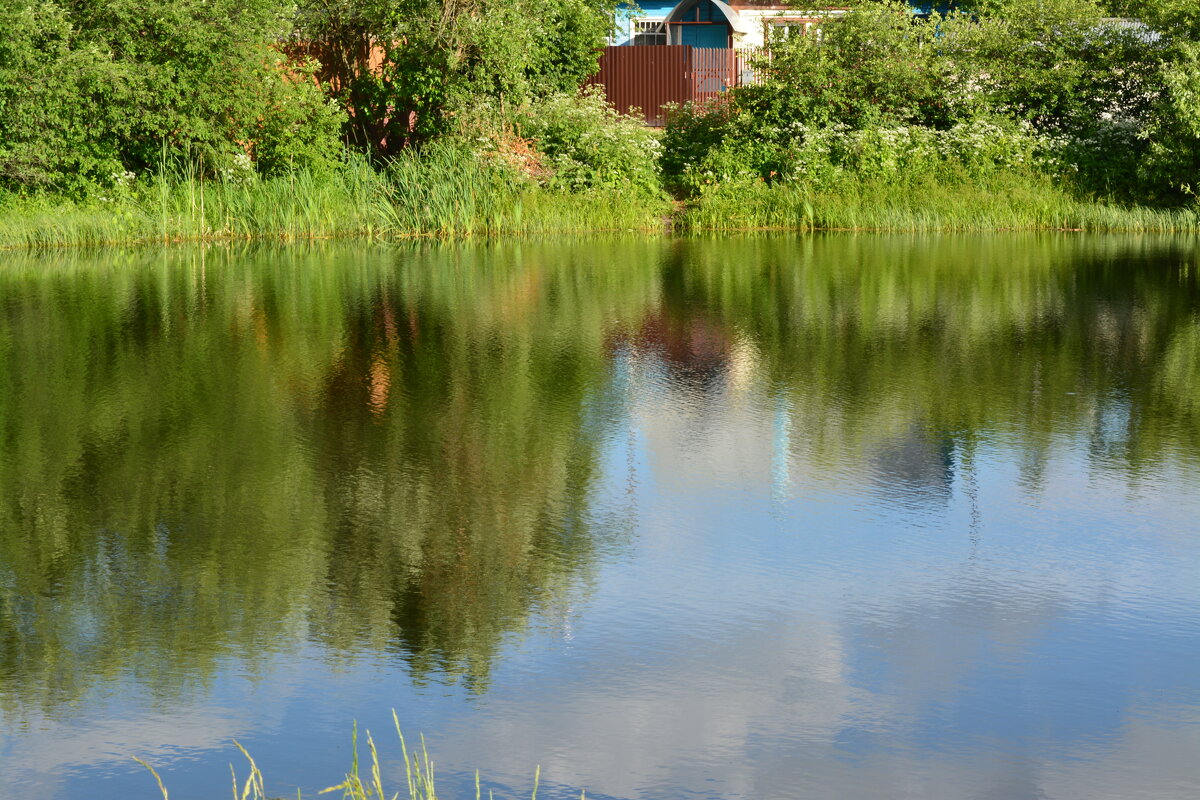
[
  {"xmin": 612, "ymin": 0, "xmax": 845, "ymax": 51},
  {"xmin": 595, "ymin": 0, "xmax": 837, "ymax": 122},
  {"xmin": 596, "ymin": 0, "xmax": 941, "ymax": 123}
]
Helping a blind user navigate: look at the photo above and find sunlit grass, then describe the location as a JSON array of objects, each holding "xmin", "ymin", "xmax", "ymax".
[
  {"xmin": 4, "ymin": 156, "xmax": 1198, "ymax": 248},
  {"xmin": 0, "ymin": 149, "xmax": 668, "ymax": 250},
  {"xmin": 135, "ymin": 711, "xmax": 576, "ymax": 800},
  {"xmin": 675, "ymin": 176, "xmax": 1200, "ymax": 233}
]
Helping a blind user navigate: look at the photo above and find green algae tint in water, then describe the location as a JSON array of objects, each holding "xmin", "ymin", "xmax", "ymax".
[{"xmin": 0, "ymin": 235, "xmax": 1198, "ymax": 800}]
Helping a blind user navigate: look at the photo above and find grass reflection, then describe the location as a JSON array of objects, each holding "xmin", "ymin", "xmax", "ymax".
[{"xmin": 0, "ymin": 234, "xmax": 1196, "ymax": 718}]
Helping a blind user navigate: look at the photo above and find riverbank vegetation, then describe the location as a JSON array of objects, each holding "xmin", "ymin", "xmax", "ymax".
[
  {"xmin": 1, "ymin": 0, "xmax": 1199, "ymax": 245},
  {"xmin": 666, "ymin": 0, "xmax": 1200, "ymax": 231},
  {"xmin": 0, "ymin": 0, "xmax": 669, "ymax": 246},
  {"xmin": 0, "ymin": 138, "xmax": 667, "ymax": 248}
]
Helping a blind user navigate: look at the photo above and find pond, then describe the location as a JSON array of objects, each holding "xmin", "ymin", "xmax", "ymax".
[{"xmin": 1, "ymin": 234, "xmax": 1198, "ymax": 800}]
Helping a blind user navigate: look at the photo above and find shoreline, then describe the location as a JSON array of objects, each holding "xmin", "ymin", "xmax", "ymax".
[{"xmin": 4, "ymin": 181, "xmax": 1197, "ymax": 252}]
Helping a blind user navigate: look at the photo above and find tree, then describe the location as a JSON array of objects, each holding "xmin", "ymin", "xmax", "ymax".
[
  {"xmin": 293, "ymin": 0, "xmax": 620, "ymax": 155},
  {"xmin": 737, "ymin": 2, "xmax": 955, "ymax": 132},
  {"xmin": 0, "ymin": 0, "xmax": 345, "ymax": 194}
]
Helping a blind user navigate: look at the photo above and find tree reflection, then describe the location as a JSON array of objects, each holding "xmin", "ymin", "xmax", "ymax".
[{"xmin": 0, "ymin": 234, "xmax": 1195, "ymax": 716}]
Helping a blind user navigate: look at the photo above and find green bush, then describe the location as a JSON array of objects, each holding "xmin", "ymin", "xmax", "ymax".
[
  {"xmin": 515, "ymin": 89, "xmax": 663, "ymax": 195},
  {"xmin": 252, "ymin": 60, "xmax": 350, "ymax": 178},
  {"xmin": 0, "ymin": 0, "xmax": 346, "ymax": 195},
  {"xmin": 293, "ymin": 0, "xmax": 619, "ymax": 152},
  {"xmin": 658, "ymin": 0, "xmax": 1200, "ymax": 206},
  {"xmin": 741, "ymin": 1, "xmax": 956, "ymax": 132},
  {"xmin": 1134, "ymin": 37, "xmax": 1200, "ymax": 202},
  {"xmin": 659, "ymin": 100, "xmax": 739, "ymax": 191},
  {"xmin": 671, "ymin": 117, "xmax": 1058, "ymax": 197}
]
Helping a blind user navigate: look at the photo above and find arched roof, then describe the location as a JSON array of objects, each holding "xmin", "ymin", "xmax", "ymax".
[{"xmin": 664, "ymin": 0, "xmax": 752, "ymax": 34}]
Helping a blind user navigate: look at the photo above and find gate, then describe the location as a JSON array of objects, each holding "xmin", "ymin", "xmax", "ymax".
[
  {"xmin": 688, "ymin": 47, "xmax": 736, "ymax": 103},
  {"xmin": 586, "ymin": 46, "xmax": 739, "ymax": 126}
]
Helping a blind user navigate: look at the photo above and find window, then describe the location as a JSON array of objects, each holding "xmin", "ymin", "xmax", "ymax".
[
  {"xmin": 632, "ymin": 19, "xmax": 667, "ymax": 45},
  {"xmin": 767, "ymin": 17, "xmax": 821, "ymax": 39}
]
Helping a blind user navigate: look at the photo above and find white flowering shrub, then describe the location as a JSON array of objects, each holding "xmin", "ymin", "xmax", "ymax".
[
  {"xmin": 220, "ymin": 152, "xmax": 257, "ymax": 186},
  {"xmin": 674, "ymin": 116, "xmax": 1060, "ymax": 195},
  {"xmin": 516, "ymin": 88, "xmax": 663, "ymax": 195}
]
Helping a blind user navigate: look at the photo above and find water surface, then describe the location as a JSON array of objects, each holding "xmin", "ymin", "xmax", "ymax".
[{"xmin": 1, "ymin": 235, "xmax": 1198, "ymax": 800}]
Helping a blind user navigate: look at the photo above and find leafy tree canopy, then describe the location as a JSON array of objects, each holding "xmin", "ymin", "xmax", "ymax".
[
  {"xmin": 0, "ymin": 0, "xmax": 345, "ymax": 194},
  {"xmin": 293, "ymin": 0, "xmax": 620, "ymax": 153}
]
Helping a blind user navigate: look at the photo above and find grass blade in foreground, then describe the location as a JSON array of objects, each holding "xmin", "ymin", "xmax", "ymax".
[{"xmin": 133, "ymin": 712, "xmax": 579, "ymax": 800}]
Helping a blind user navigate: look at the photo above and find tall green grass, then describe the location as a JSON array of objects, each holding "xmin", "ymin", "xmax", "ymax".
[
  {"xmin": 0, "ymin": 149, "xmax": 669, "ymax": 250},
  {"xmin": 5, "ymin": 152, "xmax": 1198, "ymax": 247},
  {"xmin": 676, "ymin": 176, "xmax": 1200, "ymax": 234},
  {"xmin": 135, "ymin": 711, "xmax": 576, "ymax": 800}
]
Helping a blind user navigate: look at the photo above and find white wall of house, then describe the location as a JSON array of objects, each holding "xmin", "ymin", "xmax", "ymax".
[{"xmin": 732, "ymin": 8, "xmax": 846, "ymax": 50}]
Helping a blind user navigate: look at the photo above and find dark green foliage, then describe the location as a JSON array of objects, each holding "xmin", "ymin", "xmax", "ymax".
[
  {"xmin": 1111, "ymin": 0, "xmax": 1200, "ymax": 37},
  {"xmin": 660, "ymin": 101, "xmax": 740, "ymax": 189},
  {"xmin": 0, "ymin": 0, "xmax": 346, "ymax": 194},
  {"xmin": 661, "ymin": 0, "xmax": 1200, "ymax": 205},
  {"xmin": 949, "ymin": 0, "xmax": 1143, "ymax": 130},
  {"xmin": 1131, "ymin": 3, "xmax": 1200, "ymax": 200},
  {"xmin": 0, "ymin": 0, "xmax": 621, "ymax": 199},
  {"xmin": 293, "ymin": 0, "xmax": 619, "ymax": 154},
  {"xmin": 2, "ymin": 0, "xmax": 1195, "ymax": 221},
  {"xmin": 738, "ymin": 2, "xmax": 955, "ymax": 132}
]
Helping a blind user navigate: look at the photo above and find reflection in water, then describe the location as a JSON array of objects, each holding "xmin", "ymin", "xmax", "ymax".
[
  {"xmin": 0, "ymin": 235, "xmax": 1198, "ymax": 800},
  {"xmin": 868, "ymin": 426, "xmax": 957, "ymax": 505},
  {"xmin": 0, "ymin": 243, "xmax": 633, "ymax": 708}
]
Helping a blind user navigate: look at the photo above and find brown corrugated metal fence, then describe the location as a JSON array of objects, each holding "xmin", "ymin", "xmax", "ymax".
[
  {"xmin": 688, "ymin": 47, "xmax": 737, "ymax": 105},
  {"xmin": 586, "ymin": 46, "xmax": 738, "ymax": 126}
]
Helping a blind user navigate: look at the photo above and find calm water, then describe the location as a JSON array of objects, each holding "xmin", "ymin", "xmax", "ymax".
[{"xmin": 1, "ymin": 235, "xmax": 1198, "ymax": 800}]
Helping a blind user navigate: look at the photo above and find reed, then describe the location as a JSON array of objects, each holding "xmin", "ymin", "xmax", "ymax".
[
  {"xmin": 675, "ymin": 177, "xmax": 1200, "ymax": 234},
  {"xmin": 5, "ymin": 158, "xmax": 1197, "ymax": 248},
  {"xmin": 0, "ymin": 151, "xmax": 668, "ymax": 250}
]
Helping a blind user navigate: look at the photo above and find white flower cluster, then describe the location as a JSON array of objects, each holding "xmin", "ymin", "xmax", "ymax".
[
  {"xmin": 517, "ymin": 89, "xmax": 663, "ymax": 194},
  {"xmin": 681, "ymin": 117, "xmax": 1067, "ymax": 193},
  {"xmin": 220, "ymin": 152, "xmax": 256, "ymax": 185}
]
